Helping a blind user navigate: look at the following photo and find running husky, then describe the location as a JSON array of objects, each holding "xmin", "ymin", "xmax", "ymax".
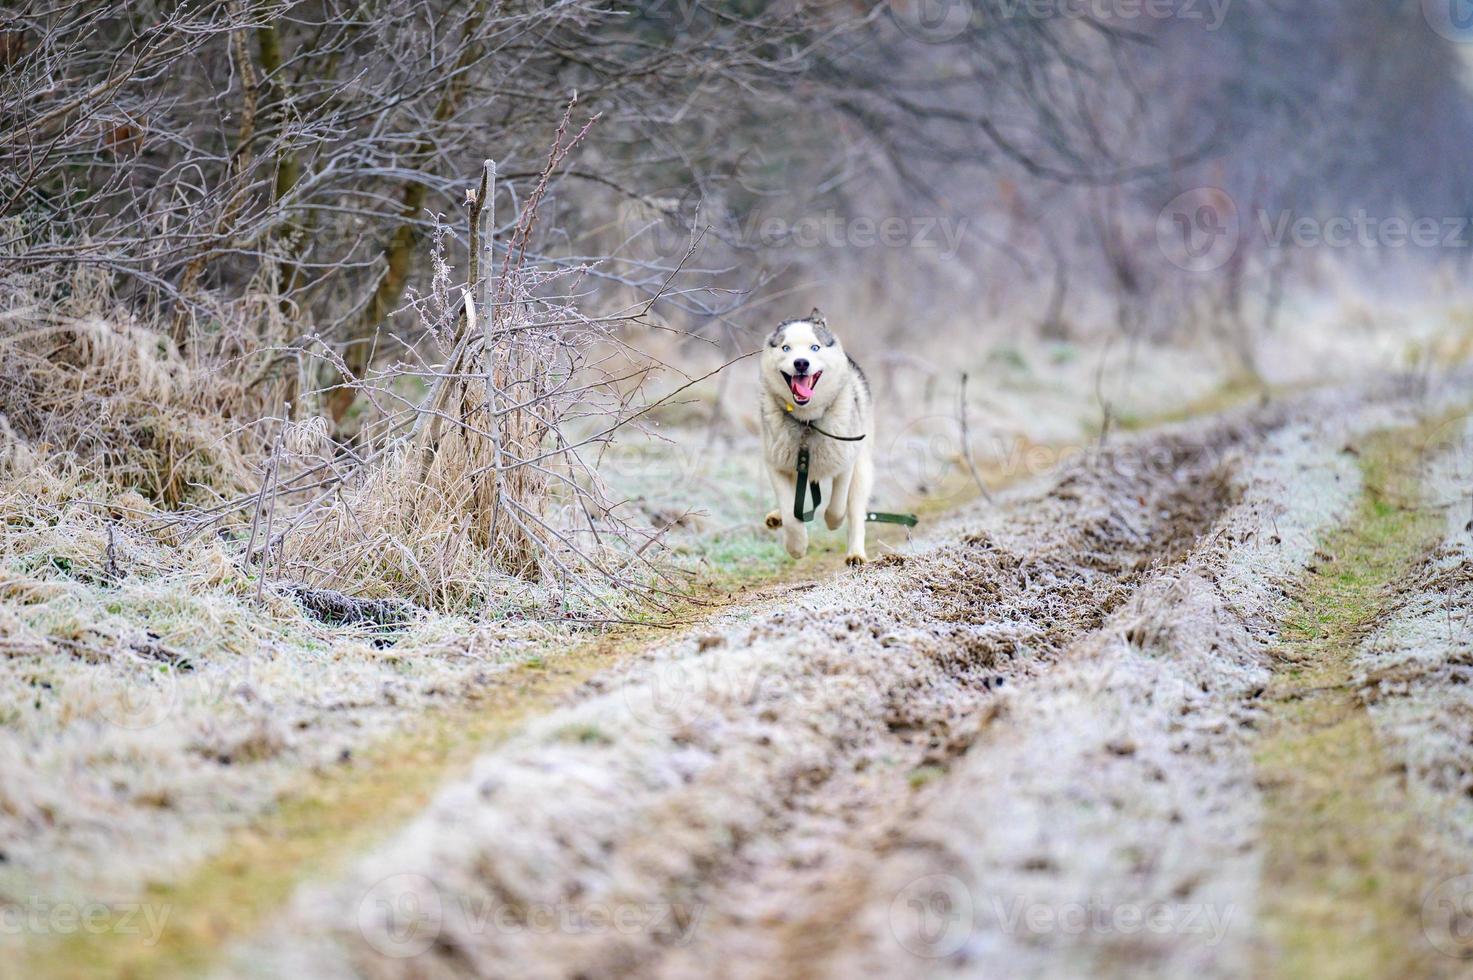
[{"xmin": 759, "ymin": 310, "xmax": 874, "ymax": 566}]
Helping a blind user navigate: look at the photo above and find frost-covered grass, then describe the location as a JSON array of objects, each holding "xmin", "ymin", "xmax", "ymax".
[
  {"xmin": 1354, "ymin": 410, "xmax": 1473, "ymax": 847},
  {"xmin": 0, "ymin": 334, "xmax": 1240, "ymax": 922},
  {"xmin": 204, "ymin": 402, "xmax": 1356, "ymax": 980},
  {"xmin": 3, "ymin": 320, "xmax": 1467, "ymax": 975},
  {"xmin": 1246, "ymin": 415, "xmax": 1465, "ymax": 979}
]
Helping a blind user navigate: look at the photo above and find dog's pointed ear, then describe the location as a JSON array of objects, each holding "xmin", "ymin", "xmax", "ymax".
[
  {"xmin": 766, "ymin": 324, "xmax": 786, "ymax": 348},
  {"xmin": 809, "ymin": 309, "xmax": 838, "ymax": 348}
]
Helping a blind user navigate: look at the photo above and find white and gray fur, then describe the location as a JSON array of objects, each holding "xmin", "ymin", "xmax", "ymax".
[{"xmin": 758, "ymin": 309, "xmax": 875, "ymax": 565}]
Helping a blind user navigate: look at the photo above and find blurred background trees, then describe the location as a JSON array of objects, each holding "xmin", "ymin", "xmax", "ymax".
[{"xmin": 6, "ymin": 1, "xmax": 1472, "ymax": 411}]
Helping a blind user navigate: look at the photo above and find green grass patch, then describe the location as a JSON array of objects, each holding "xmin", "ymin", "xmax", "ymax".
[{"xmin": 907, "ymin": 765, "xmax": 946, "ymax": 789}]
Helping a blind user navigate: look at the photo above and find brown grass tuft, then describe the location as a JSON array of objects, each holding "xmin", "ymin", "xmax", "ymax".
[{"xmin": 0, "ymin": 277, "xmax": 263, "ymax": 506}]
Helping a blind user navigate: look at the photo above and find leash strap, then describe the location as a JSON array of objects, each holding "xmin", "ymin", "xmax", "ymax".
[
  {"xmin": 791, "ymin": 445, "xmax": 918, "ymax": 528},
  {"xmin": 793, "ymin": 446, "xmax": 822, "ymax": 522},
  {"xmin": 806, "ymin": 422, "xmax": 866, "ymax": 442},
  {"xmin": 866, "ymin": 510, "xmax": 919, "ymax": 527}
]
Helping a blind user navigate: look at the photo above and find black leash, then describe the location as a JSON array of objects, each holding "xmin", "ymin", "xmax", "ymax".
[
  {"xmin": 803, "ymin": 420, "xmax": 865, "ymax": 443},
  {"xmin": 793, "ymin": 445, "xmax": 823, "ymax": 522},
  {"xmin": 788, "ymin": 414, "xmax": 918, "ymax": 528}
]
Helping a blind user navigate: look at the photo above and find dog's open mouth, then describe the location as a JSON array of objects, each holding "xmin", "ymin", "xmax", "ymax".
[{"xmin": 782, "ymin": 370, "xmax": 822, "ymax": 405}]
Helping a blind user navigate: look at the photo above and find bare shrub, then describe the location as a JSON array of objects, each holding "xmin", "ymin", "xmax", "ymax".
[
  {"xmin": 278, "ymin": 134, "xmax": 689, "ymax": 612},
  {"xmin": 0, "ymin": 271, "xmax": 266, "ymax": 506}
]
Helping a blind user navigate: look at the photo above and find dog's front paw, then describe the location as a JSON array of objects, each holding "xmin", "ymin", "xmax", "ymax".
[
  {"xmin": 845, "ymin": 553, "xmax": 867, "ymax": 568},
  {"xmin": 765, "ymin": 511, "xmax": 783, "ymax": 529},
  {"xmin": 783, "ymin": 524, "xmax": 809, "ymax": 559}
]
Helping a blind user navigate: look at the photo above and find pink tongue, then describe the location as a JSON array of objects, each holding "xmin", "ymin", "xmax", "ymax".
[{"xmin": 792, "ymin": 376, "xmax": 814, "ymax": 400}]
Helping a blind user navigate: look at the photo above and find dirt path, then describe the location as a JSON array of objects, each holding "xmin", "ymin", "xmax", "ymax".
[
  {"xmin": 798, "ymin": 393, "xmax": 1473, "ymax": 980},
  {"xmin": 223, "ymin": 400, "xmax": 1314, "ymax": 978},
  {"xmin": 21, "ymin": 379, "xmax": 1473, "ymax": 980},
  {"xmin": 653, "ymin": 431, "xmax": 1246, "ymax": 979},
  {"xmin": 1255, "ymin": 422, "xmax": 1470, "ymax": 979}
]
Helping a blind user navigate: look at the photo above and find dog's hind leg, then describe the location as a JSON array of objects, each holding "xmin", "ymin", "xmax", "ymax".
[
  {"xmin": 844, "ymin": 453, "xmax": 874, "ymax": 566},
  {"xmin": 768, "ymin": 465, "xmax": 809, "ymax": 559},
  {"xmin": 825, "ymin": 467, "xmax": 851, "ymax": 530}
]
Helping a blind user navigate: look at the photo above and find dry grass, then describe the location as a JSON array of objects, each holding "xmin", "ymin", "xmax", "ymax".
[
  {"xmin": 251, "ymin": 145, "xmax": 690, "ymax": 613},
  {"xmin": 277, "ymin": 265, "xmax": 671, "ymax": 611},
  {"xmin": 0, "ymin": 296, "xmax": 263, "ymax": 507},
  {"xmin": 2, "ymin": 130, "xmax": 688, "ymax": 619}
]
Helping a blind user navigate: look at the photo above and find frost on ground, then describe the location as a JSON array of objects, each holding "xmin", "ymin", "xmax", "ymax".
[
  {"xmin": 0, "ymin": 336, "xmax": 1236, "ymax": 916},
  {"xmin": 1356, "ymin": 414, "xmax": 1473, "ymax": 849},
  {"xmin": 824, "ymin": 409, "xmax": 1378, "ymax": 980},
  {"xmin": 0, "ymin": 462, "xmax": 624, "ymax": 910},
  {"xmin": 224, "ymin": 388, "xmax": 1428, "ymax": 980},
  {"xmin": 5, "ymin": 319, "xmax": 1467, "ymax": 977}
]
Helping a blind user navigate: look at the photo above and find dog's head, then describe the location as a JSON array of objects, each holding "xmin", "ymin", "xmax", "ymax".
[{"xmin": 761, "ymin": 309, "xmax": 848, "ymax": 411}]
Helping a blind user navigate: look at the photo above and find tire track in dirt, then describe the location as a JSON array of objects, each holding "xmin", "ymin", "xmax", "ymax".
[
  {"xmin": 796, "ymin": 386, "xmax": 1473, "ymax": 980},
  {"xmin": 654, "ymin": 437, "xmax": 1246, "ymax": 979}
]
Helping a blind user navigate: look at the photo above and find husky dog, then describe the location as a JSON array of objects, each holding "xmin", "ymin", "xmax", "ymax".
[{"xmin": 759, "ymin": 309, "xmax": 874, "ymax": 566}]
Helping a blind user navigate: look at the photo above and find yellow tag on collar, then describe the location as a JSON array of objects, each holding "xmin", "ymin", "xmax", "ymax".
[{"xmin": 785, "ymin": 403, "xmax": 795, "ymax": 413}]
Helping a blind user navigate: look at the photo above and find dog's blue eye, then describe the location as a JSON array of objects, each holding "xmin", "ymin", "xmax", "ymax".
[
  {"xmin": 810, "ymin": 344, "xmax": 820, "ymax": 352},
  {"xmin": 782, "ymin": 345, "xmax": 790, "ymax": 352}
]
